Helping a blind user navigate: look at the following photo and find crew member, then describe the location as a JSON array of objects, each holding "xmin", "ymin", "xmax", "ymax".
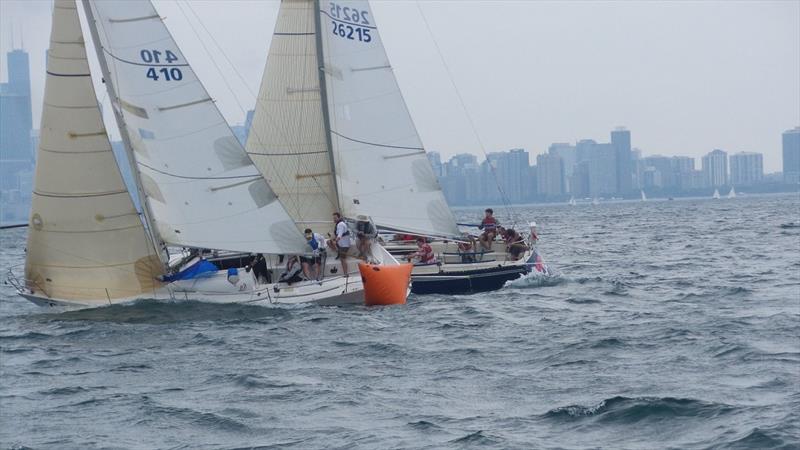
[
  {"xmin": 355, "ymin": 215, "xmax": 376, "ymax": 261},
  {"xmin": 406, "ymin": 237, "xmax": 437, "ymax": 265},
  {"xmin": 478, "ymin": 208, "xmax": 499, "ymax": 250},
  {"xmin": 332, "ymin": 212, "xmax": 351, "ymax": 275},
  {"xmin": 301, "ymin": 228, "xmax": 326, "ymax": 280}
]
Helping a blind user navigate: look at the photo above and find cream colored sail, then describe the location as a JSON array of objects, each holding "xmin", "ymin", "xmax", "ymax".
[
  {"xmin": 84, "ymin": 0, "xmax": 308, "ymax": 254},
  {"xmin": 246, "ymin": 0, "xmax": 339, "ymax": 232},
  {"xmin": 25, "ymin": 0, "xmax": 163, "ymax": 302}
]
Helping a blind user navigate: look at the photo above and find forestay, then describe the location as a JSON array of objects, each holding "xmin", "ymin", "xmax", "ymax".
[
  {"xmin": 246, "ymin": 0, "xmax": 339, "ymax": 232},
  {"xmin": 318, "ymin": 0, "xmax": 460, "ymax": 237},
  {"xmin": 25, "ymin": 0, "xmax": 163, "ymax": 301},
  {"xmin": 84, "ymin": 0, "xmax": 307, "ymax": 254}
]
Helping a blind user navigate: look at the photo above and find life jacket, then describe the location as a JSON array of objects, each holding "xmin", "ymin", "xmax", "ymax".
[{"xmin": 481, "ymin": 216, "xmax": 498, "ymax": 231}]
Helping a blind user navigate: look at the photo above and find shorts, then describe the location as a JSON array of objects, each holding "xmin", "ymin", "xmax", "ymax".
[
  {"xmin": 300, "ymin": 255, "xmax": 322, "ymax": 265},
  {"xmin": 337, "ymin": 246, "xmax": 350, "ymax": 258}
]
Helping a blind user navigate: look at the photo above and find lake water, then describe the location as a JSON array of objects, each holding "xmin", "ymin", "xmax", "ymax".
[{"xmin": 1, "ymin": 194, "xmax": 799, "ymax": 449}]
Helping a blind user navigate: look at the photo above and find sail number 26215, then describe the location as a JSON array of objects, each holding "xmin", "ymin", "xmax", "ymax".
[
  {"xmin": 329, "ymin": 2, "xmax": 372, "ymax": 43},
  {"xmin": 140, "ymin": 49, "xmax": 183, "ymax": 82}
]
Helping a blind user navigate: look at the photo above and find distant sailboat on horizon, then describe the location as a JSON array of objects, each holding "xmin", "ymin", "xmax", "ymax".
[
  {"xmin": 712, "ymin": 188, "xmax": 721, "ymax": 199},
  {"xmin": 641, "ymin": 190, "xmax": 647, "ymax": 202},
  {"xmin": 568, "ymin": 196, "xmax": 577, "ymax": 206},
  {"xmin": 728, "ymin": 186, "xmax": 736, "ymax": 199}
]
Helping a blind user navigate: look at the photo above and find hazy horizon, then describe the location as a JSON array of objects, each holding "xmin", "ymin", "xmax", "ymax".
[{"xmin": 1, "ymin": 0, "xmax": 798, "ymax": 172}]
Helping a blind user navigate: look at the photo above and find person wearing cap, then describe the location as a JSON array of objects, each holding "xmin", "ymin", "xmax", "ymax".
[
  {"xmin": 406, "ymin": 237, "xmax": 437, "ymax": 265},
  {"xmin": 478, "ymin": 208, "xmax": 499, "ymax": 250},
  {"xmin": 355, "ymin": 215, "xmax": 376, "ymax": 261},
  {"xmin": 301, "ymin": 228, "xmax": 326, "ymax": 280}
]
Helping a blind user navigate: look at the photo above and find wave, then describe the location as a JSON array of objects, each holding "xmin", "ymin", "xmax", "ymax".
[
  {"xmin": 33, "ymin": 299, "xmax": 292, "ymax": 325},
  {"xmin": 541, "ymin": 396, "xmax": 735, "ymax": 424},
  {"xmin": 449, "ymin": 430, "xmax": 503, "ymax": 445},
  {"xmin": 505, "ymin": 271, "xmax": 566, "ymax": 288}
]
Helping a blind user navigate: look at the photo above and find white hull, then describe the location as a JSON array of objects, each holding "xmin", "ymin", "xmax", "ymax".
[{"xmin": 14, "ymin": 244, "xmax": 402, "ymax": 310}]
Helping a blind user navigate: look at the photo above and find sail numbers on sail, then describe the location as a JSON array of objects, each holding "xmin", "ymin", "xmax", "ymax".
[
  {"xmin": 139, "ymin": 49, "xmax": 183, "ymax": 81},
  {"xmin": 325, "ymin": 2, "xmax": 373, "ymax": 42}
]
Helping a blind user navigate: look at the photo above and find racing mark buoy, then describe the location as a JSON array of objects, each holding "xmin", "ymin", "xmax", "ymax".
[{"xmin": 359, "ymin": 263, "xmax": 412, "ymax": 306}]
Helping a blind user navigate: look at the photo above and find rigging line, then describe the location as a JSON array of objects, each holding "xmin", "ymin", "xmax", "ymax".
[
  {"xmin": 330, "ymin": 130, "xmax": 424, "ymax": 151},
  {"xmin": 138, "ymin": 162, "xmax": 262, "ymax": 181},
  {"xmin": 179, "ymin": 1, "xmax": 339, "ymax": 218},
  {"xmin": 414, "ymin": 2, "xmax": 521, "ymax": 228}
]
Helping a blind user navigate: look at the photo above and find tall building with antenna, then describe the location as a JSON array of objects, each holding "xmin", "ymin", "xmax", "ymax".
[{"xmin": 1, "ymin": 44, "xmax": 34, "ymax": 222}]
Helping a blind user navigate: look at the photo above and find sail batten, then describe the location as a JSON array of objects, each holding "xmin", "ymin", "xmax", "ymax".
[
  {"xmin": 85, "ymin": 0, "xmax": 308, "ymax": 254},
  {"xmin": 25, "ymin": 0, "xmax": 163, "ymax": 302}
]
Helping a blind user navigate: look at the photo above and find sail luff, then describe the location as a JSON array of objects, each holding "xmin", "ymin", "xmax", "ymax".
[{"xmin": 81, "ymin": 0, "xmax": 166, "ymax": 266}]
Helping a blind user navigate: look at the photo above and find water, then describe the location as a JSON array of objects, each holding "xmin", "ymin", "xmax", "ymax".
[{"xmin": 1, "ymin": 194, "xmax": 799, "ymax": 449}]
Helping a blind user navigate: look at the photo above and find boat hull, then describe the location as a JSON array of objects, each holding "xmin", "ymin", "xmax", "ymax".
[{"xmin": 409, "ymin": 264, "xmax": 530, "ymax": 295}]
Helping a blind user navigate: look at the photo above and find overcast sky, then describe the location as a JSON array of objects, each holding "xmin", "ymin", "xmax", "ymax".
[{"xmin": 1, "ymin": 0, "xmax": 798, "ymax": 172}]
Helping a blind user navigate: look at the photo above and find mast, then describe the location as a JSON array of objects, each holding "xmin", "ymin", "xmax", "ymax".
[
  {"xmin": 312, "ymin": 0, "xmax": 341, "ymax": 213},
  {"xmin": 80, "ymin": 0, "xmax": 167, "ymax": 268}
]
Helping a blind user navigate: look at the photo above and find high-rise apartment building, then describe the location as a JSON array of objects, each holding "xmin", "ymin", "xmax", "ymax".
[
  {"xmin": 783, "ymin": 127, "xmax": 800, "ymax": 184},
  {"xmin": 611, "ymin": 127, "xmax": 632, "ymax": 194},
  {"xmin": 536, "ymin": 153, "xmax": 564, "ymax": 197},
  {"xmin": 702, "ymin": 149, "xmax": 728, "ymax": 187},
  {"xmin": 729, "ymin": 152, "xmax": 763, "ymax": 186}
]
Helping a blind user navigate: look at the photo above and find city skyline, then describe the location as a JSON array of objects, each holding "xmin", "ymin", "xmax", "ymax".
[{"xmin": 1, "ymin": 0, "xmax": 798, "ymax": 172}]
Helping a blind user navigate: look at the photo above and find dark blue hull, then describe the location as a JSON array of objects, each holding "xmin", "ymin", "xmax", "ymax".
[{"xmin": 410, "ymin": 265, "xmax": 530, "ymax": 295}]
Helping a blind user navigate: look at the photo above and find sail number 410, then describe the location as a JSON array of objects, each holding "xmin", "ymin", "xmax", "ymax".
[
  {"xmin": 140, "ymin": 49, "xmax": 183, "ymax": 81},
  {"xmin": 329, "ymin": 2, "xmax": 371, "ymax": 43}
]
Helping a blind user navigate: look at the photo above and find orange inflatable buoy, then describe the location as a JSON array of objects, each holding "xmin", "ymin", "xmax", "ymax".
[{"xmin": 359, "ymin": 263, "xmax": 412, "ymax": 306}]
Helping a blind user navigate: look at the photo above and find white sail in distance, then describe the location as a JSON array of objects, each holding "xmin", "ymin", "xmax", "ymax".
[
  {"xmin": 250, "ymin": 0, "xmax": 460, "ymax": 238},
  {"xmin": 84, "ymin": 0, "xmax": 308, "ymax": 254},
  {"xmin": 25, "ymin": 0, "xmax": 163, "ymax": 302}
]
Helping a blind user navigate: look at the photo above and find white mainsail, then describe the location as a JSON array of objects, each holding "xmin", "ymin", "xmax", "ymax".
[
  {"xmin": 246, "ymin": 0, "xmax": 339, "ymax": 231},
  {"xmin": 319, "ymin": 0, "xmax": 459, "ymax": 237},
  {"xmin": 25, "ymin": 0, "xmax": 163, "ymax": 301},
  {"xmin": 249, "ymin": 0, "xmax": 459, "ymax": 238},
  {"xmin": 84, "ymin": 0, "xmax": 307, "ymax": 254}
]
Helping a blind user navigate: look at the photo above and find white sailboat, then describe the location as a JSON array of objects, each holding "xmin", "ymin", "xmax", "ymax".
[
  {"xmin": 11, "ymin": 0, "xmax": 400, "ymax": 309},
  {"xmin": 727, "ymin": 186, "xmax": 736, "ymax": 198},
  {"xmin": 712, "ymin": 188, "xmax": 721, "ymax": 199},
  {"xmin": 246, "ymin": 0, "xmax": 531, "ymax": 294},
  {"xmin": 568, "ymin": 196, "xmax": 577, "ymax": 206}
]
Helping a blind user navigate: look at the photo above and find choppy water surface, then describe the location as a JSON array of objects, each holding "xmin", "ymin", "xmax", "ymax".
[{"xmin": 1, "ymin": 194, "xmax": 799, "ymax": 449}]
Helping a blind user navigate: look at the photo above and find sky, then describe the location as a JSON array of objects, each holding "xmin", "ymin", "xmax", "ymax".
[{"xmin": 1, "ymin": 0, "xmax": 798, "ymax": 173}]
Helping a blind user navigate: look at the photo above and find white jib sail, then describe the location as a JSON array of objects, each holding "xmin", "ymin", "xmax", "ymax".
[
  {"xmin": 84, "ymin": 0, "xmax": 308, "ymax": 254},
  {"xmin": 25, "ymin": 0, "xmax": 163, "ymax": 302},
  {"xmin": 318, "ymin": 0, "xmax": 460, "ymax": 237},
  {"xmin": 246, "ymin": 0, "xmax": 340, "ymax": 232}
]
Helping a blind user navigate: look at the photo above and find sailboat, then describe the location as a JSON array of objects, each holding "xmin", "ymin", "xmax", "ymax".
[
  {"xmin": 727, "ymin": 186, "xmax": 736, "ymax": 198},
  {"xmin": 640, "ymin": 190, "xmax": 647, "ymax": 201},
  {"xmin": 10, "ymin": 0, "xmax": 403, "ymax": 309},
  {"xmin": 712, "ymin": 188, "xmax": 721, "ymax": 199},
  {"xmin": 568, "ymin": 196, "xmax": 577, "ymax": 206},
  {"xmin": 246, "ymin": 0, "xmax": 531, "ymax": 294}
]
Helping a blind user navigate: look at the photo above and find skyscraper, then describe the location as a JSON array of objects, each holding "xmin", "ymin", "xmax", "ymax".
[
  {"xmin": 0, "ymin": 48, "xmax": 34, "ymax": 190},
  {"xmin": 729, "ymin": 152, "xmax": 763, "ymax": 186},
  {"xmin": 611, "ymin": 127, "xmax": 632, "ymax": 195},
  {"xmin": 702, "ymin": 149, "xmax": 728, "ymax": 187},
  {"xmin": 783, "ymin": 127, "xmax": 800, "ymax": 184},
  {"xmin": 536, "ymin": 153, "xmax": 564, "ymax": 197},
  {"xmin": 548, "ymin": 143, "xmax": 576, "ymax": 193}
]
